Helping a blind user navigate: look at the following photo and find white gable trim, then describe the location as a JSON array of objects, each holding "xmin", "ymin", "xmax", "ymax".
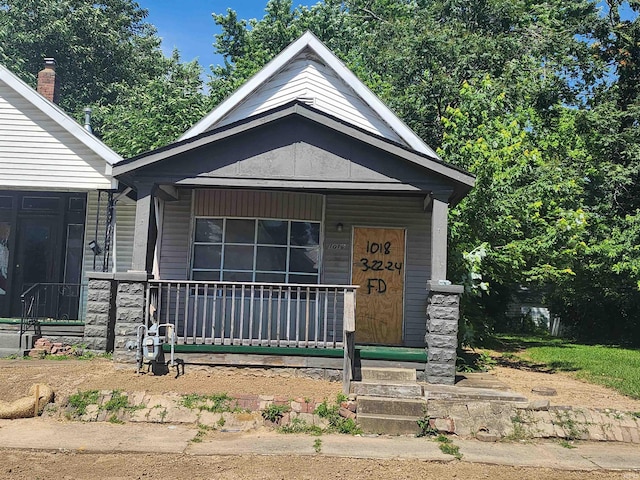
[
  {"xmin": 180, "ymin": 31, "xmax": 439, "ymax": 160},
  {"xmin": 0, "ymin": 64, "xmax": 122, "ymax": 174}
]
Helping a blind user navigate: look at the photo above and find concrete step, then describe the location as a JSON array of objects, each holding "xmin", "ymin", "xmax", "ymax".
[
  {"xmin": 425, "ymin": 384, "xmax": 529, "ymax": 404},
  {"xmin": 357, "ymin": 413, "xmax": 422, "ymax": 436},
  {"xmin": 360, "ymin": 366, "xmax": 417, "ymax": 383},
  {"xmin": 0, "ymin": 331, "xmax": 21, "ymax": 349},
  {"xmin": 351, "ymin": 381, "xmax": 423, "ymax": 398},
  {"xmin": 357, "ymin": 395, "xmax": 426, "ymax": 417}
]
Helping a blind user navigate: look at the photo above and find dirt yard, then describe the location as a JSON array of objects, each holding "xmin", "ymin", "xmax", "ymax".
[
  {"xmin": 2, "ymin": 357, "xmax": 640, "ymax": 479},
  {"xmin": 1, "ymin": 356, "xmax": 640, "ymax": 412},
  {"xmin": 1, "ymin": 450, "xmax": 639, "ymax": 480}
]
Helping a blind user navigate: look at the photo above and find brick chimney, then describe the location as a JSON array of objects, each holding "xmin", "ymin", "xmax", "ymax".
[{"xmin": 37, "ymin": 58, "xmax": 60, "ymax": 104}]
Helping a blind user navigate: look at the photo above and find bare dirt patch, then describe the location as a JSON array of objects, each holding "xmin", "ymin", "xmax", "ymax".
[
  {"xmin": 1, "ymin": 356, "xmax": 639, "ymax": 412},
  {"xmin": 1, "ymin": 450, "xmax": 639, "ymax": 480},
  {"xmin": 0, "ymin": 359, "xmax": 342, "ymax": 403}
]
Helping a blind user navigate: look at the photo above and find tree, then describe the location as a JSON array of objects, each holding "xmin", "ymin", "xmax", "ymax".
[
  {"xmin": 93, "ymin": 51, "xmax": 210, "ymax": 157},
  {"xmin": 0, "ymin": 0, "xmax": 166, "ymax": 117}
]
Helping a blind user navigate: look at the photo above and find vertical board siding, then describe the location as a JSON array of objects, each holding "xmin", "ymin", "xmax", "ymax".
[
  {"xmin": 0, "ymin": 87, "xmax": 112, "ymax": 190},
  {"xmin": 160, "ymin": 189, "xmax": 192, "ymax": 280},
  {"xmin": 194, "ymin": 189, "xmax": 323, "ymax": 220},
  {"xmin": 114, "ymin": 195, "xmax": 136, "ymax": 273},
  {"xmin": 323, "ymin": 195, "xmax": 431, "ymax": 347},
  {"xmin": 216, "ymin": 56, "xmax": 405, "ymax": 146}
]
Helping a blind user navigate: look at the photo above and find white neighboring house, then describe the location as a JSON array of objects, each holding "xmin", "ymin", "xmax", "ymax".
[{"xmin": 0, "ymin": 59, "xmax": 134, "ymax": 321}]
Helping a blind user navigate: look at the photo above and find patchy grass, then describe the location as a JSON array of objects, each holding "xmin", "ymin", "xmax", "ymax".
[
  {"xmin": 491, "ymin": 334, "xmax": 640, "ymax": 400},
  {"xmin": 68, "ymin": 390, "xmax": 100, "ymax": 416},
  {"xmin": 179, "ymin": 393, "xmax": 241, "ymax": 413}
]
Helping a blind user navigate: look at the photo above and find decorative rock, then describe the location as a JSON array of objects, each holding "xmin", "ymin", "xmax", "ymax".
[
  {"xmin": 476, "ymin": 431, "xmax": 500, "ymax": 442},
  {"xmin": 528, "ymin": 400, "xmax": 550, "ymax": 411},
  {"xmin": 531, "ymin": 386, "xmax": 557, "ymax": 396}
]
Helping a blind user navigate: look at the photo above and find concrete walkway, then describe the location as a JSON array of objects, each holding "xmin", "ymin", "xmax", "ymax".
[{"xmin": 1, "ymin": 418, "xmax": 639, "ymax": 471}]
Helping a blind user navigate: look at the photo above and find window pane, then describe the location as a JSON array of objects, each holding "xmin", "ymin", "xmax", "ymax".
[
  {"xmin": 257, "ymin": 220, "xmax": 287, "ymax": 245},
  {"xmin": 256, "ymin": 246, "xmax": 286, "ymax": 271},
  {"xmin": 192, "ymin": 270, "xmax": 220, "ymax": 281},
  {"xmin": 255, "ymin": 272, "xmax": 286, "ymax": 283},
  {"xmin": 223, "ymin": 245, "xmax": 254, "ymax": 270},
  {"xmin": 193, "ymin": 245, "xmax": 222, "ymax": 269},
  {"xmin": 225, "ymin": 219, "xmax": 255, "ymax": 243},
  {"xmin": 290, "ymin": 222, "xmax": 320, "ymax": 246},
  {"xmin": 195, "ymin": 219, "xmax": 223, "ymax": 243},
  {"xmin": 222, "ymin": 271, "xmax": 253, "ymax": 282},
  {"xmin": 289, "ymin": 274, "xmax": 318, "ymax": 284},
  {"xmin": 289, "ymin": 247, "xmax": 319, "ymax": 273}
]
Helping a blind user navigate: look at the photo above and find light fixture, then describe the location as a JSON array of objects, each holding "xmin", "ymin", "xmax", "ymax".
[
  {"xmin": 336, "ymin": 223, "xmax": 344, "ymax": 233},
  {"xmin": 88, "ymin": 240, "xmax": 102, "ymax": 255}
]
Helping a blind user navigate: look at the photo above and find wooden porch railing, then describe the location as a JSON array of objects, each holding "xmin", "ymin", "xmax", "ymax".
[
  {"xmin": 147, "ymin": 280, "xmax": 357, "ymax": 348},
  {"xmin": 146, "ymin": 280, "xmax": 357, "ymax": 392}
]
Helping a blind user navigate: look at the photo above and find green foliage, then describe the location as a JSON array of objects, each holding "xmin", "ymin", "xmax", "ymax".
[
  {"xmin": 279, "ymin": 417, "xmax": 323, "ymax": 435},
  {"xmin": 314, "ymin": 395, "xmax": 362, "ymax": 435},
  {"xmin": 524, "ymin": 343, "xmax": 640, "ymax": 399},
  {"xmin": 261, "ymin": 403, "xmax": 291, "ymax": 423},
  {"xmin": 94, "ymin": 51, "xmax": 210, "ymax": 157},
  {"xmin": 0, "ymin": 0, "xmax": 166, "ymax": 116},
  {"xmin": 313, "ymin": 438, "xmax": 322, "ymax": 453},
  {"xmin": 68, "ymin": 390, "xmax": 100, "ymax": 416},
  {"xmin": 435, "ymin": 435, "xmax": 462, "ymax": 459},
  {"xmin": 179, "ymin": 393, "xmax": 241, "ymax": 413}
]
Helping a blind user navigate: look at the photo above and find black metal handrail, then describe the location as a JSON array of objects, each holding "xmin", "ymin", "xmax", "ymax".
[{"xmin": 19, "ymin": 283, "xmax": 83, "ymax": 349}]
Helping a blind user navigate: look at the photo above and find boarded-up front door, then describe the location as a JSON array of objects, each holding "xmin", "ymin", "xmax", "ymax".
[{"xmin": 351, "ymin": 227, "xmax": 405, "ymax": 345}]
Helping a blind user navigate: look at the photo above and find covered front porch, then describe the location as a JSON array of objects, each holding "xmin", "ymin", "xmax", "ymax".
[{"xmin": 90, "ymin": 101, "xmax": 473, "ymax": 386}]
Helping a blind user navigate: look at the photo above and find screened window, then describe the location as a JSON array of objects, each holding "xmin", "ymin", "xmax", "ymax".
[{"xmin": 192, "ymin": 218, "xmax": 321, "ymax": 283}]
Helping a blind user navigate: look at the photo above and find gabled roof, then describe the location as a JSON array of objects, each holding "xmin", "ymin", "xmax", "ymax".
[
  {"xmin": 0, "ymin": 63, "xmax": 121, "ymax": 171},
  {"xmin": 114, "ymin": 100, "xmax": 474, "ymax": 203},
  {"xmin": 179, "ymin": 31, "xmax": 439, "ymax": 160}
]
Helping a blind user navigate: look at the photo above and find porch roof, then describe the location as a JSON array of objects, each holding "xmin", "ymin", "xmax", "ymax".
[{"xmin": 113, "ymin": 101, "xmax": 475, "ymax": 205}]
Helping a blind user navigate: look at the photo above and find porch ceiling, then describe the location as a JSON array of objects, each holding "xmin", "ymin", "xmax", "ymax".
[{"xmin": 114, "ymin": 101, "xmax": 475, "ymax": 204}]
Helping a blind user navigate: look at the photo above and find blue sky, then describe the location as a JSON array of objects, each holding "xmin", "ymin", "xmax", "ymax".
[{"xmin": 137, "ymin": 1, "xmax": 315, "ymax": 72}]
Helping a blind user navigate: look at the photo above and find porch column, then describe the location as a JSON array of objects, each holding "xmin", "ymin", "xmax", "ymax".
[
  {"xmin": 425, "ymin": 282, "xmax": 463, "ymax": 385},
  {"xmin": 430, "ymin": 192, "xmax": 450, "ymax": 282},
  {"xmin": 131, "ymin": 183, "xmax": 154, "ymax": 272}
]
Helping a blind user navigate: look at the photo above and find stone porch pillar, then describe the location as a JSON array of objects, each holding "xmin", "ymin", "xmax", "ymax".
[
  {"xmin": 425, "ymin": 281, "xmax": 463, "ymax": 385},
  {"xmin": 84, "ymin": 273, "xmax": 116, "ymax": 352},
  {"xmin": 84, "ymin": 272, "xmax": 149, "ymax": 362}
]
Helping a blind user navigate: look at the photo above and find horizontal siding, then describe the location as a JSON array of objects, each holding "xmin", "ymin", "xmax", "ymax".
[
  {"xmin": 194, "ymin": 189, "xmax": 323, "ymax": 221},
  {"xmin": 0, "ymin": 86, "xmax": 111, "ymax": 190},
  {"xmin": 323, "ymin": 195, "xmax": 431, "ymax": 347},
  {"xmin": 217, "ymin": 55, "xmax": 405, "ymax": 145},
  {"xmin": 160, "ymin": 189, "xmax": 192, "ymax": 280}
]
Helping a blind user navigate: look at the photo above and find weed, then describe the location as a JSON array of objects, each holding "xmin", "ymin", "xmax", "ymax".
[
  {"xmin": 279, "ymin": 417, "xmax": 322, "ymax": 435},
  {"xmin": 313, "ymin": 396, "xmax": 362, "ymax": 435},
  {"xmin": 434, "ymin": 435, "xmax": 462, "ymax": 460},
  {"xmin": 102, "ymin": 391, "xmax": 129, "ymax": 412},
  {"xmin": 217, "ymin": 416, "xmax": 226, "ymax": 427},
  {"xmin": 313, "ymin": 438, "xmax": 322, "ymax": 453},
  {"xmin": 108, "ymin": 414, "xmax": 124, "ymax": 424},
  {"xmin": 191, "ymin": 423, "xmax": 214, "ymax": 443},
  {"xmin": 631, "ymin": 412, "xmax": 640, "ymax": 419},
  {"xmin": 262, "ymin": 403, "xmax": 290, "ymax": 423},
  {"xmin": 559, "ymin": 439, "xmax": 577, "ymax": 449},
  {"xmin": 68, "ymin": 390, "xmax": 100, "ymax": 416},
  {"xmin": 553, "ymin": 411, "xmax": 587, "ymax": 440},
  {"xmin": 416, "ymin": 408, "xmax": 438, "ymax": 437},
  {"xmin": 180, "ymin": 393, "xmax": 241, "ymax": 413},
  {"xmin": 505, "ymin": 411, "xmax": 531, "ymax": 441}
]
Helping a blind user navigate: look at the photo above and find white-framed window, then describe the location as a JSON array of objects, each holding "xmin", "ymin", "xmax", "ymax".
[{"xmin": 191, "ymin": 217, "xmax": 321, "ymax": 284}]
